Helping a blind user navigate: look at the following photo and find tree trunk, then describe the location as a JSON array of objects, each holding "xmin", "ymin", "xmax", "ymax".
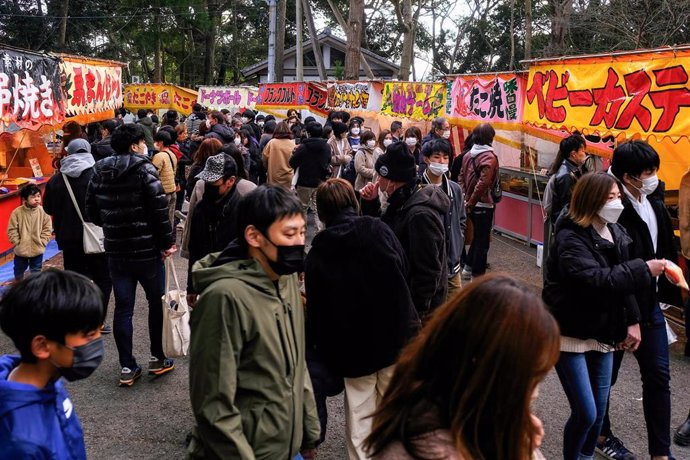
[
  {"xmin": 275, "ymin": 0, "xmax": 287, "ymax": 81},
  {"xmin": 548, "ymin": 0, "xmax": 572, "ymax": 55},
  {"xmin": 344, "ymin": 0, "xmax": 364, "ymax": 79},
  {"xmin": 57, "ymin": 0, "xmax": 69, "ymax": 48},
  {"xmin": 398, "ymin": 0, "xmax": 415, "ymax": 80},
  {"xmin": 153, "ymin": 1, "xmax": 162, "ymax": 83},
  {"xmin": 525, "ymin": 0, "xmax": 532, "ymax": 59},
  {"xmin": 509, "ymin": 0, "xmax": 516, "ymax": 69},
  {"xmin": 326, "ymin": 0, "xmax": 374, "ymax": 78},
  {"xmin": 203, "ymin": 0, "xmax": 221, "ymax": 85}
]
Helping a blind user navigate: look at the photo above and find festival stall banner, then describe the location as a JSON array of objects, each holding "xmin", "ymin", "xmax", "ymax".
[
  {"xmin": 197, "ymin": 86, "xmax": 259, "ymax": 111},
  {"xmin": 60, "ymin": 57, "xmax": 123, "ymax": 125},
  {"xmin": 326, "ymin": 81, "xmax": 383, "ymax": 112},
  {"xmin": 255, "ymin": 82, "xmax": 329, "ymax": 116},
  {"xmin": 448, "ymin": 73, "xmax": 526, "ymax": 129},
  {"xmin": 380, "ymin": 82, "xmax": 447, "ymax": 120},
  {"xmin": 0, "ymin": 48, "xmax": 64, "ymax": 132},
  {"xmin": 124, "ymin": 84, "xmax": 198, "ymax": 116}
]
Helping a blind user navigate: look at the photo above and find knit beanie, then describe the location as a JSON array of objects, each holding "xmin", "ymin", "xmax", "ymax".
[{"xmin": 375, "ymin": 141, "xmax": 417, "ymax": 182}]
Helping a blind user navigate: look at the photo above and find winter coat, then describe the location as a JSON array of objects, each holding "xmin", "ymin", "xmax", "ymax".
[
  {"xmin": 263, "ymin": 138, "xmax": 296, "ymax": 188},
  {"xmin": 43, "ymin": 155, "xmax": 97, "ymax": 251},
  {"xmin": 188, "ymin": 243, "xmax": 321, "ymax": 459},
  {"xmin": 244, "ymin": 122, "xmax": 262, "ymax": 143},
  {"xmin": 151, "ymin": 148, "xmax": 178, "ymax": 194},
  {"xmin": 86, "ymin": 153, "xmax": 174, "ymax": 261},
  {"xmin": 136, "ymin": 117, "xmax": 155, "ymax": 150},
  {"xmin": 305, "ymin": 209, "xmax": 420, "ymax": 378},
  {"xmin": 327, "ymin": 136, "xmax": 353, "ymax": 178},
  {"xmin": 288, "ymin": 137, "xmax": 331, "ymax": 188},
  {"xmin": 617, "ymin": 182, "xmax": 682, "ymax": 321},
  {"xmin": 7, "ymin": 204, "xmax": 52, "ymax": 258},
  {"xmin": 543, "ymin": 215, "xmax": 651, "ymax": 344},
  {"xmin": 185, "ymin": 111, "xmax": 207, "ymax": 136},
  {"xmin": 544, "ymin": 159, "xmax": 586, "ymax": 224},
  {"xmin": 205, "ymin": 123, "xmax": 235, "ymax": 144},
  {"xmin": 382, "ymin": 183, "xmax": 451, "ymax": 314},
  {"xmin": 90, "ymin": 136, "xmax": 116, "ymax": 162},
  {"xmin": 0, "ymin": 355, "xmax": 86, "ymax": 460},
  {"xmin": 354, "ymin": 146, "xmax": 375, "ymax": 191},
  {"xmin": 459, "ymin": 145, "xmax": 499, "ymax": 207}
]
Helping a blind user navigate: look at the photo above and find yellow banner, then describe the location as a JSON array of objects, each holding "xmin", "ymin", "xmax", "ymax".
[
  {"xmin": 123, "ymin": 84, "xmax": 198, "ymax": 116},
  {"xmin": 380, "ymin": 82, "xmax": 447, "ymax": 120},
  {"xmin": 524, "ymin": 50, "xmax": 690, "ymax": 141}
]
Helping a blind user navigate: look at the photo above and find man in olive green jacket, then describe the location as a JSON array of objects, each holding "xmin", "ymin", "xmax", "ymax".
[{"xmin": 187, "ymin": 185, "xmax": 320, "ymax": 460}]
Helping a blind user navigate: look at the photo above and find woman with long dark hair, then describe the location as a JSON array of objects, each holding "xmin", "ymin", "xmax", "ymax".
[{"xmin": 364, "ymin": 274, "xmax": 560, "ymax": 459}]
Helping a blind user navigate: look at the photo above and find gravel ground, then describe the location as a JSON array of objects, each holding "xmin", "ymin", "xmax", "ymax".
[{"xmin": 1, "ymin": 230, "xmax": 689, "ymax": 459}]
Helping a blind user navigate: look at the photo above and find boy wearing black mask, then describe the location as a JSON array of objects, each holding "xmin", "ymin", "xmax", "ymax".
[
  {"xmin": 188, "ymin": 185, "xmax": 320, "ymax": 460},
  {"xmin": 0, "ymin": 270, "xmax": 105, "ymax": 456}
]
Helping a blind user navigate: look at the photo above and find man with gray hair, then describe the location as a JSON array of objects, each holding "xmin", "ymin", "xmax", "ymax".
[{"xmin": 422, "ymin": 117, "xmax": 452, "ymax": 147}]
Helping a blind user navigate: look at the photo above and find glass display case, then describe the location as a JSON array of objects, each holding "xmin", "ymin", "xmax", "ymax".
[{"xmin": 494, "ymin": 166, "xmax": 549, "ymax": 245}]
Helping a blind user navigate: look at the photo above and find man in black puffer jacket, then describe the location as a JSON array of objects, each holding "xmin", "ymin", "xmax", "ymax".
[{"xmin": 86, "ymin": 123, "xmax": 177, "ymax": 388}]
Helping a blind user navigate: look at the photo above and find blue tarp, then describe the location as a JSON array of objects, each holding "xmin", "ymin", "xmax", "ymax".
[{"xmin": 0, "ymin": 239, "xmax": 60, "ymax": 289}]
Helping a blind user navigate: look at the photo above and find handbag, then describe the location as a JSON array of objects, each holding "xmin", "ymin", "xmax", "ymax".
[
  {"xmin": 161, "ymin": 257, "xmax": 191, "ymax": 357},
  {"xmin": 62, "ymin": 174, "xmax": 105, "ymax": 254}
]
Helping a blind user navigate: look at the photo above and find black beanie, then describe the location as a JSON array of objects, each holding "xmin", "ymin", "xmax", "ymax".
[
  {"xmin": 375, "ymin": 141, "xmax": 417, "ymax": 182},
  {"xmin": 242, "ymin": 109, "xmax": 256, "ymax": 120}
]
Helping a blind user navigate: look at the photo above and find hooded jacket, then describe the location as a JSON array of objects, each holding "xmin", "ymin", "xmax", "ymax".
[
  {"xmin": 188, "ymin": 244, "xmax": 321, "ymax": 459},
  {"xmin": 205, "ymin": 123, "xmax": 235, "ymax": 144},
  {"xmin": 43, "ymin": 154, "xmax": 97, "ymax": 251},
  {"xmin": 305, "ymin": 210, "xmax": 420, "ymax": 378},
  {"xmin": 7, "ymin": 204, "xmax": 52, "ymax": 258},
  {"xmin": 353, "ymin": 145, "xmax": 375, "ymax": 191},
  {"xmin": 0, "ymin": 355, "xmax": 86, "ymax": 460},
  {"xmin": 288, "ymin": 137, "xmax": 331, "ymax": 188},
  {"xmin": 459, "ymin": 145, "xmax": 499, "ymax": 207},
  {"xmin": 383, "ymin": 183, "xmax": 450, "ymax": 314},
  {"xmin": 543, "ymin": 215, "xmax": 650, "ymax": 344},
  {"xmin": 86, "ymin": 153, "xmax": 174, "ymax": 261},
  {"xmin": 90, "ymin": 136, "xmax": 116, "ymax": 162},
  {"xmin": 136, "ymin": 117, "xmax": 155, "ymax": 150}
]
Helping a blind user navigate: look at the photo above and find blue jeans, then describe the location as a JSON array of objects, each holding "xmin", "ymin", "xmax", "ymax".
[
  {"xmin": 466, "ymin": 207, "xmax": 494, "ymax": 276},
  {"xmin": 13, "ymin": 254, "xmax": 42, "ymax": 280},
  {"xmin": 109, "ymin": 258, "xmax": 165, "ymax": 369},
  {"xmin": 601, "ymin": 305, "xmax": 671, "ymax": 456},
  {"xmin": 556, "ymin": 351, "xmax": 614, "ymax": 460}
]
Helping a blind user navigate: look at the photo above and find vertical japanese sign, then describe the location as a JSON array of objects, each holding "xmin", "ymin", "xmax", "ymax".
[
  {"xmin": 524, "ymin": 52, "xmax": 690, "ymax": 139},
  {"xmin": 449, "ymin": 73, "xmax": 526, "ymax": 125},
  {"xmin": 60, "ymin": 58, "xmax": 122, "ymax": 124},
  {"xmin": 326, "ymin": 81, "xmax": 383, "ymax": 111},
  {"xmin": 380, "ymin": 82, "xmax": 447, "ymax": 120},
  {"xmin": 197, "ymin": 86, "xmax": 259, "ymax": 110},
  {"xmin": 123, "ymin": 84, "xmax": 198, "ymax": 115},
  {"xmin": 0, "ymin": 48, "xmax": 63, "ymax": 130}
]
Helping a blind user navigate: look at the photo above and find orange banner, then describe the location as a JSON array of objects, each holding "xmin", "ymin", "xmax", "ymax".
[
  {"xmin": 123, "ymin": 84, "xmax": 198, "ymax": 116},
  {"xmin": 60, "ymin": 56, "xmax": 123, "ymax": 125}
]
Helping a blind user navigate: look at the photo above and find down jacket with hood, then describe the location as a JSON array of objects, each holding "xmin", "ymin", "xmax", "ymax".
[
  {"xmin": 205, "ymin": 123, "xmax": 235, "ymax": 144},
  {"xmin": 0, "ymin": 355, "xmax": 86, "ymax": 459},
  {"xmin": 381, "ymin": 182, "xmax": 450, "ymax": 314},
  {"xmin": 86, "ymin": 153, "xmax": 174, "ymax": 261},
  {"xmin": 543, "ymin": 214, "xmax": 651, "ymax": 344},
  {"xmin": 136, "ymin": 117, "xmax": 155, "ymax": 150},
  {"xmin": 187, "ymin": 242, "xmax": 321, "ymax": 459}
]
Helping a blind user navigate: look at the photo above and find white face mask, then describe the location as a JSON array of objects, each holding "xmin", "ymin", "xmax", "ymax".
[
  {"xmin": 633, "ymin": 174, "xmax": 659, "ymax": 196},
  {"xmin": 428, "ymin": 162, "xmax": 449, "ymax": 176},
  {"xmin": 383, "ymin": 139, "xmax": 393, "ymax": 148},
  {"xmin": 366, "ymin": 140, "xmax": 376, "ymax": 149},
  {"xmin": 234, "ymin": 138, "xmax": 242, "ymax": 146},
  {"xmin": 598, "ymin": 199, "xmax": 624, "ymax": 224},
  {"xmin": 205, "ymin": 119, "xmax": 211, "ymax": 128},
  {"xmin": 241, "ymin": 117, "xmax": 249, "ymax": 124},
  {"xmin": 442, "ymin": 130, "xmax": 451, "ymax": 139},
  {"xmin": 258, "ymin": 121, "xmax": 264, "ymax": 127},
  {"xmin": 405, "ymin": 137, "xmax": 417, "ymax": 146},
  {"xmin": 351, "ymin": 127, "xmax": 360, "ymax": 136}
]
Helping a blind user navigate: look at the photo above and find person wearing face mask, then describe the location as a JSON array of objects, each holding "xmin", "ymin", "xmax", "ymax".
[
  {"xmin": 421, "ymin": 117, "xmax": 454, "ymax": 153},
  {"xmin": 403, "ymin": 126, "xmax": 424, "ymax": 176},
  {"xmin": 188, "ymin": 185, "xmax": 320, "ymax": 460},
  {"xmin": 152, "ymin": 130, "xmax": 179, "ymax": 225},
  {"xmin": 421, "ymin": 139, "xmax": 466, "ymax": 297},
  {"xmin": 348, "ymin": 120, "xmax": 363, "ymax": 148},
  {"xmin": 241, "ymin": 109, "xmax": 262, "ymax": 143},
  {"xmin": 360, "ymin": 141, "xmax": 450, "ymax": 315},
  {"xmin": 544, "ymin": 134, "xmax": 589, "ymax": 226},
  {"xmin": 597, "ymin": 140, "xmax": 681, "ymax": 460},
  {"xmin": 86, "ymin": 123, "xmax": 177, "ymax": 387},
  {"xmin": 328, "ymin": 122, "xmax": 354, "ymax": 179},
  {"xmin": 0, "ymin": 270, "xmax": 105, "ymax": 458},
  {"xmin": 354, "ymin": 130, "xmax": 378, "ymax": 192},
  {"xmin": 543, "ymin": 172, "xmax": 665, "ymax": 460}
]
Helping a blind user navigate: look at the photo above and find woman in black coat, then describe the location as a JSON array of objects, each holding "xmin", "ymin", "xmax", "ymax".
[{"xmin": 542, "ymin": 171, "xmax": 665, "ymax": 460}]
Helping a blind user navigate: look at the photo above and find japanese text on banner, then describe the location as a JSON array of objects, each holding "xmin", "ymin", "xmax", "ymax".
[
  {"xmin": 61, "ymin": 60, "xmax": 122, "ymax": 117},
  {"xmin": 327, "ymin": 82, "xmax": 372, "ymax": 110},
  {"xmin": 256, "ymin": 83, "xmax": 328, "ymax": 115},
  {"xmin": 450, "ymin": 74, "xmax": 525, "ymax": 124},
  {"xmin": 524, "ymin": 54, "xmax": 690, "ymax": 139},
  {"xmin": 380, "ymin": 82, "xmax": 447, "ymax": 120},
  {"xmin": 198, "ymin": 86, "xmax": 258, "ymax": 110},
  {"xmin": 124, "ymin": 84, "xmax": 198, "ymax": 115},
  {"xmin": 0, "ymin": 48, "xmax": 63, "ymax": 130}
]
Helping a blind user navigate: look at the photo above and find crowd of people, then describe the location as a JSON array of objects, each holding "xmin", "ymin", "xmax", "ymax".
[{"xmin": 0, "ymin": 102, "xmax": 688, "ymax": 460}]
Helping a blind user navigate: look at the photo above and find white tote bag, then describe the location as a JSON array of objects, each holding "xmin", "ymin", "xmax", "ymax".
[
  {"xmin": 161, "ymin": 257, "xmax": 191, "ymax": 357},
  {"xmin": 62, "ymin": 174, "xmax": 105, "ymax": 254}
]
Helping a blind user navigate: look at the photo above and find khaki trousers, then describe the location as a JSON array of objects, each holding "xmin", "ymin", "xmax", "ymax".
[
  {"xmin": 344, "ymin": 365, "xmax": 395, "ymax": 460},
  {"xmin": 447, "ymin": 272, "xmax": 462, "ymax": 299}
]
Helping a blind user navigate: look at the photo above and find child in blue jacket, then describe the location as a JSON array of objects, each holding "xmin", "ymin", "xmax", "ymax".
[{"xmin": 0, "ymin": 269, "xmax": 105, "ymax": 459}]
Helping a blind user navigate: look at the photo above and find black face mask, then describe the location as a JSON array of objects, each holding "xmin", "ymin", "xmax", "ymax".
[
  {"xmin": 204, "ymin": 182, "xmax": 222, "ymax": 202},
  {"xmin": 261, "ymin": 234, "xmax": 305, "ymax": 275},
  {"xmin": 54, "ymin": 337, "xmax": 105, "ymax": 382}
]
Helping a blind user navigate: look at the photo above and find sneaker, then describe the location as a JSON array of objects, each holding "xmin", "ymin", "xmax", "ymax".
[
  {"xmin": 119, "ymin": 366, "xmax": 142, "ymax": 387},
  {"xmin": 148, "ymin": 357, "xmax": 175, "ymax": 376},
  {"xmin": 100, "ymin": 324, "xmax": 112, "ymax": 334},
  {"xmin": 461, "ymin": 269, "xmax": 472, "ymax": 282},
  {"xmin": 596, "ymin": 436, "xmax": 636, "ymax": 460}
]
